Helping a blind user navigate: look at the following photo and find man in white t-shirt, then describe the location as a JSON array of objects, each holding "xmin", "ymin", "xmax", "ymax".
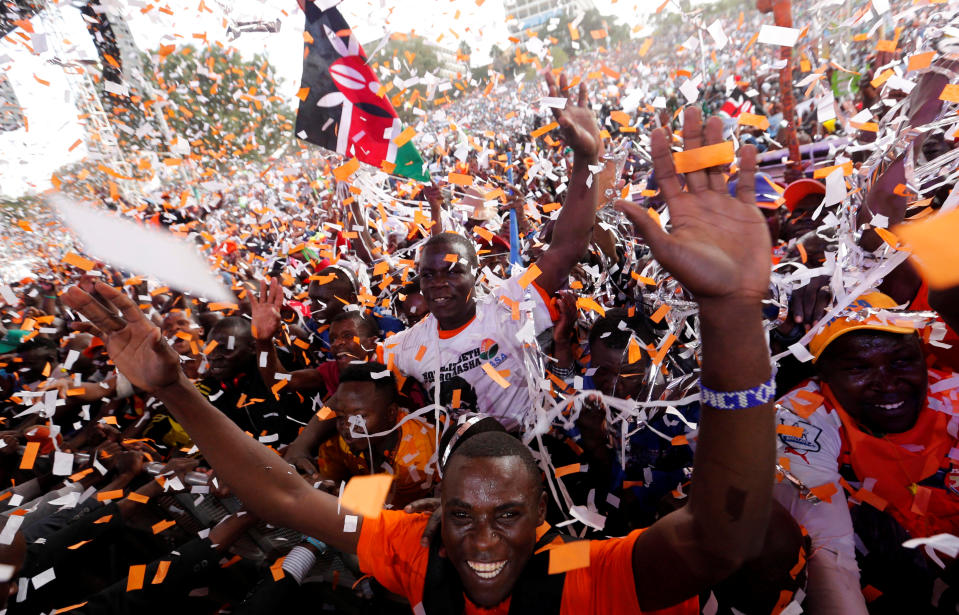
[
  {"xmin": 386, "ymin": 255, "xmax": 557, "ymax": 431},
  {"xmin": 386, "ymin": 72, "xmax": 603, "ymax": 430}
]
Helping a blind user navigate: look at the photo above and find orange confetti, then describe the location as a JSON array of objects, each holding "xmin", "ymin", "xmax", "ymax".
[
  {"xmin": 517, "ymin": 264, "xmax": 541, "ymax": 289},
  {"xmin": 649, "ymin": 304, "xmax": 671, "ymax": 324},
  {"xmin": 939, "ymin": 84, "xmax": 959, "ymax": 103},
  {"xmin": 554, "ymin": 463, "xmax": 581, "ymax": 478},
  {"xmin": 97, "ymin": 489, "xmax": 125, "ymax": 502},
  {"xmin": 447, "ymin": 172, "xmax": 474, "ymax": 186},
  {"xmin": 737, "ymin": 113, "xmax": 770, "ymax": 130},
  {"xmin": 340, "ymin": 473, "xmax": 394, "ymax": 518},
  {"xmin": 907, "ymin": 51, "xmax": 936, "ymax": 72},
  {"xmin": 547, "ymin": 540, "xmax": 591, "ymax": 574},
  {"xmin": 152, "ymin": 519, "xmax": 176, "ymax": 534},
  {"xmin": 531, "ymin": 121, "xmax": 559, "ymax": 138},
  {"xmin": 672, "ymin": 142, "xmax": 735, "ymax": 174},
  {"xmin": 809, "ymin": 482, "xmax": 838, "ymax": 503},
  {"xmin": 481, "ymin": 363, "xmax": 511, "ymax": 388},
  {"xmin": 575, "ymin": 296, "xmax": 606, "ymax": 317},
  {"xmin": 19, "ymin": 441, "xmax": 39, "ymax": 470},
  {"xmin": 393, "ymin": 126, "xmax": 416, "ymax": 147},
  {"xmin": 609, "ymin": 110, "xmax": 631, "ymax": 126},
  {"xmin": 639, "ymin": 38, "xmax": 653, "ymax": 57},
  {"xmin": 127, "ymin": 564, "xmax": 146, "ymax": 591},
  {"xmin": 332, "ymin": 158, "xmax": 360, "ymax": 182},
  {"xmin": 893, "ymin": 206, "xmax": 959, "ymax": 288},
  {"xmin": 152, "ymin": 561, "xmax": 172, "ymax": 584}
]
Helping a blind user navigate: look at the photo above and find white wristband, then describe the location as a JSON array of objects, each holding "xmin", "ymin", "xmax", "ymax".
[{"xmin": 281, "ymin": 545, "xmax": 317, "ymax": 584}]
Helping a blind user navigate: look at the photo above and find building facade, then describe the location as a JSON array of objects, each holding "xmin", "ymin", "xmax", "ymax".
[{"xmin": 504, "ymin": 0, "xmax": 596, "ymax": 34}]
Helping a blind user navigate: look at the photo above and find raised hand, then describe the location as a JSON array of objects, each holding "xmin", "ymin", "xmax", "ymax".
[
  {"xmin": 250, "ymin": 277, "xmax": 284, "ymax": 342},
  {"xmin": 422, "ymin": 181, "xmax": 445, "ymax": 209},
  {"xmin": 615, "ymin": 107, "xmax": 772, "ymax": 303},
  {"xmin": 544, "ymin": 71, "xmax": 602, "ymax": 160},
  {"xmin": 62, "ymin": 282, "xmax": 181, "ymax": 394}
]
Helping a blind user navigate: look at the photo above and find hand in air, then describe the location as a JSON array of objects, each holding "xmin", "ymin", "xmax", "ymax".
[
  {"xmin": 615, "ymin": 107, "xmax": 772, "ymax": 304},
  {"xmin": 62, "ymin": 282, "xmax": 181, "ymax": 394},
  {"xmin": 544, "ymin": 71, "xmax": 602, "ymax": 160},
  {"xmin": 250, "ymin": 277, "xmax": 284, "ymax": 342}
]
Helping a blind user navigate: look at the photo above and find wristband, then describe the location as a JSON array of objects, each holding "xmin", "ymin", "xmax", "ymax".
[
  {"xmin": 282, "ymin": 545, "xmax": 318, "ymax": 584},
  {"xmin": 699, "ymin": 373, "xmax": 776, "ymax": 410}
]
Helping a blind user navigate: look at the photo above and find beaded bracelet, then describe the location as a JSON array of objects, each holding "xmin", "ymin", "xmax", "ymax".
[{"xmin": 699, "ymin": 372, "xmax": 777, "ymax": 410}]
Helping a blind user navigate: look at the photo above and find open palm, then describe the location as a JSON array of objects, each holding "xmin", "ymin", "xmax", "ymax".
[
  {"xmin": 544, "ymin": 71, "xmax": 602, "ymax": 160},
  {"xmin": 62, "ymin": 283, "xmax": 181, "ymax": 394},
  {"xmin": 616, "ymin": 108, "xmax": 771, "ymax": 302},
  {"xmin": 250, "ymin": 277, "xmax": 284, "ymax": 342}
]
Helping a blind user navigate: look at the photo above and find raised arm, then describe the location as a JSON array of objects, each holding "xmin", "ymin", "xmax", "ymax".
[
  {"xmin": 61, "ymin": 283, "xmax": 361, "ymax": 554},
  {"xmin": 251, "ymin": 277, "xmax": 327, "ymax": 394},
  {"xmin": 533, "ymin": 72, "xmax": 602, "ymax": 295},
  {"xmin": 621, "ymin": 108, "xmax": 776, "ymax": 610}
]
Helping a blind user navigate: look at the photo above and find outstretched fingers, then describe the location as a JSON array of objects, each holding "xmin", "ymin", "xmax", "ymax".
[
  {"xmin": 649, "ymin": 128, "xmax": 683, "ymax": 203},
  {"xmin": 681, "ymin": 107, "xmax": 708, "ymax": 193},
  {"xmin": 735, "ymin": 144, "xmax": 758, "ymax": 209},
  {"xmin": 63, "ymin": 285, "xmax": 125, "ymax": 334},
  {"xmin": 545, "ymin": 70, "xmax": 562, "ymax": 121},
  {"xmin": 97, "ymin": 282, "xmax": 146, "ymax": 325},
  {"xmin": 614, "ymin": 199, "xmax": 673, "ymax": 259},
  {"xmin": 703, "ymin": 116, "xmax": 728, "ymax": 194}
]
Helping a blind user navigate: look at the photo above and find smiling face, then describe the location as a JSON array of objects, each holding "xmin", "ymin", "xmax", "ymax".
[
  {"xmin": 418, "ymin": 242, "xmax": 477, "ymax": 330},
  {"xmin": 329, "ymin": 316, "xmax": 376, "ymax": 372},
  {"xmin": 440, "ymin": 455, "xmax": 545, "ymax": 609},
  {"xmin": 818, "ymin": 331, "xmax": 927, "ymax": 434}
]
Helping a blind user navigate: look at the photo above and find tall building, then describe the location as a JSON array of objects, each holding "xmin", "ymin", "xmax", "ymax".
[{"xmin": 504, "ymin": 0, "xmax": 595, "ymax": 34}]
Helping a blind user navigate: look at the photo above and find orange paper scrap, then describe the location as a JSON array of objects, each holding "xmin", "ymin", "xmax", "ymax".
[
  {"xmin": 547, "ymin": 540, "xmax": 591, "ymax": 574},
  {"xmin": 518, "ymin": 263, "xmax": 542, "ymax": 289},
  {"xmin": 127, "ymin": 564, "xmax": 146, "ymax": 591},
  {"xmin": 19, "ymin": 441, "xmax": 40, "ymax": 470},
  {"xmin": 332, "ymin": 158, "xmax": 360, "ymax": 182},
  {"xmin": 893, "ymin": 206, "xmax": 959, "ymax": 288},
  {"xmin": 447, "ymin": 172, "xmax": 474, "ymax": 186},
  {"xmin": 531, "ymin": 122, "xmax": 559, "ymax": 138},
  {"xmin": 481, "ymin": 363, "xmax": 511, "ymax": 388},
  {"xmin": 672, "ymin": 141, "xmax": 735, "ymax": 174},
  {"xmin": 907, "ymin": 51, "xmax": 935, "ymax": 72},
  {"xmin": 63, "ymin": 252, "xmax": 96, "ymax": 272},
  {"xmin": 340, "ymin": 473, "xmax": 394, "ymax": 518}
]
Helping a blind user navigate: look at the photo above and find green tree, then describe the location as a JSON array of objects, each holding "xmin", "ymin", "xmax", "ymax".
[
  {"xmin": 536, "ymin": 8, "xmax": 630, "ymax": 58},
  {"xmin": 146, "ymin": 44, "xmax": 295, "ymax": 168}
]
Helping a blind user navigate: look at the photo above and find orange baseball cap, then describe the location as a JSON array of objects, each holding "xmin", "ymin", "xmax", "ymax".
[
  {"xmin": 782, "ymin": 178, "xmax": 825, "ymax": 212},
  {"xmin": 809, "ymin": 292, "xmax": 917, "ymax": 362}
]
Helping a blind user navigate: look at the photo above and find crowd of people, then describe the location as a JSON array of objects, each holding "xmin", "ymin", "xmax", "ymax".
[{"xmin": 1, "ymin": 0, "xmax": 959, "ymax": 613}]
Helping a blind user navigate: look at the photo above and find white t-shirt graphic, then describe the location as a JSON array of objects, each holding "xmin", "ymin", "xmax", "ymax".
[{"xmin": 385, "ymin": 276, "xmax": 555, "ymax": 431}]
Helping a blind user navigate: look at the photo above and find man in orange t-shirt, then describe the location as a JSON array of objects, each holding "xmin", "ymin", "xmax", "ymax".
[{"xmin": 357, "ymin": 429, "xmax": 697, "ymax": 615}]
